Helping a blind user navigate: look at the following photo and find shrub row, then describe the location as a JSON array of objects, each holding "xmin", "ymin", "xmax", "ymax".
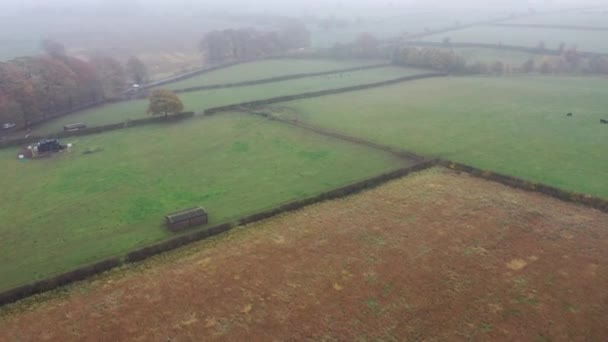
[
  {"xmin": 125, "ymin": 223, "xmax": 234, "ymax": 263},
  {"xmin": 490, "ymin": 23, "xmax": 608, "ymax": 32},
  {"xmin": 126, "ymin": 161, "xmax": 437, "ymax": 263},
  {"xmin": 204, "ymin": 73, "xmax": 447, "ymax": 115},
  {"xmin": 1, "ymin": 158, "xmax": 606, "ymax": 308},
  {"xmin": 262, "ymin": 114, "xmax": 426, "ymax": 163},
  {"xmin": 439, "ymin": 160, "xmax": 608, "ymax": 213},
  {"xmin": 404, "ymin": 41, "xmax": 563, "ymax": 56},
  {"xmin": 0, "ymin": 160, "xmax": 436, "ymax": 308},
  {"xmin": 404, "ymin": 41, "xmax": 606, "ymax": 58},
  {"xmin": 173, "ymin": 64, "xmax": 390, "ymax": 94},
  {"xmin": 0, "ymin": 258, "xmax": 121, "ymax": 308},
  {"xmin": 237, "ymin": 160, "xmax": 437, "ymax": 226},
  {"xmin": 142, "ymin": 60, "xmax": 252, "ymax": 90},
  {"xmin": 0, "ymin": 112, "xmax": 195, "ymax": 149}
]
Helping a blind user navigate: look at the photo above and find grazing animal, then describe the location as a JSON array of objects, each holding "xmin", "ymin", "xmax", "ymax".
[
  {"xmin": 566, "ymin": 112, "xmax": 573, "ymax": 117},
  {"xmin": 601, "ymin": 119, "xmax": 608, "ymax": 124}
]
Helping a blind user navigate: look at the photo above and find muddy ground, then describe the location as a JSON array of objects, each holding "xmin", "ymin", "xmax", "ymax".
[{"xmin": 1, "ymin": 168, "xmax": 607, "ymax": 341}]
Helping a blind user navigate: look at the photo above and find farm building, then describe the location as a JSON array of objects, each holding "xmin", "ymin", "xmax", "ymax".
[
  {"xmin": 63, "ymin": 123, "xmax": 87, "ymax": 131},
  {"xmin": 165, "ymin": 207, "xmax": 208, "ymax": 232}
]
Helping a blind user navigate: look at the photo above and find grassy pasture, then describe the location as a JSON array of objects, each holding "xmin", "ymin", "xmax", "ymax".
[
  {"xmin": 271, "ymin": 75, "xmax": 608, "ymax": 198},
  {"xmin": 161, "ymin": 58, "xmax": 384, "ymax": 90},
  {"xmin": 422, "ymin": 26, "xmax": 608, "ymax": 53},
  {"xmin": 27, "ymin": 65, "xmax": 425, "ymax": 136},
  {"xmin": 0, "ymin": 113, "xmax": 408, "ymax": 291}
]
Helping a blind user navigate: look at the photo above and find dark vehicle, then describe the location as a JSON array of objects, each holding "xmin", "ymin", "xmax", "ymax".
[{"xmin": 36, "ymin": 139, "xmax": 66, "ymax": 153}]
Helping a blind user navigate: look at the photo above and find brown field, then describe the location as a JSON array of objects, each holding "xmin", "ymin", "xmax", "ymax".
[{"xmin": 1, "ymin": 168, "xmax": 607, "ymax": 341}]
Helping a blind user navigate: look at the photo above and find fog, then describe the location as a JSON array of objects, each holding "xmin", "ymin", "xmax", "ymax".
[
  {"xmin": 0, "ymin": 0, "xmax": 606, "ymax": 69},
  {"xmin": 3, "ymin": 0, "xmax": 605, "ymax": 14}
]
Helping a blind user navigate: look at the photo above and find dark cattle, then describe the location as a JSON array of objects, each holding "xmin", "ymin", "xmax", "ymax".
[
  {"xmin": 601, "ymin": 119, "xmax": 608, "ymax": 124},
  {"xmin": 566, "ymin": 112, "xmax": 573, "ymax": 117}
]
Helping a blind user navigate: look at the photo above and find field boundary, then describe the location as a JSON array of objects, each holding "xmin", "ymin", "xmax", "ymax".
[
  {"xmin": 0, "ymin": 112, "xmax": 196, "ymax": 149},
  {"xmin": 171, "ymin": 64, "xmax": 391, "ymax": 94},
  {"xmin": 141, "ymin": 60, "xmax": 251, "ymax": 90},
  {"xmin": 203, "ymin": 72, "xmax": 447, "ymax": 115},
  {"xmin": 401, "ymin": 41, "xmax": 608, "ymax": 58},
  {"xmin": 489, "ymin": 23, "xmax": 608, "ymax": 32},
  {"xmin": 0, "ymin": 160, "xmax": 437, "ymax": 309},
  {"xmin": 249, "ymin": 111, "xmax": 427, "ymax": 162},
  {"xmin": 2, "ymin": 155, "xmax": 606, "ymax": 308},
  {"xmin": 0, "ymin": 70, "xmax": 441, "ymax": 150},
  {"xmin": 438, "ymin": 160, "xmax": 608, "ymax": 213},
  {"xmin": 243, "ymin": 112, "xmax": 608, "ymax": 213}
]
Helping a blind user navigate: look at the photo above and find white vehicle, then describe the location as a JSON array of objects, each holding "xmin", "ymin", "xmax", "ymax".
[{"xmin": 2, "ymin": 123, "xmax": 16, "ymax": 130}]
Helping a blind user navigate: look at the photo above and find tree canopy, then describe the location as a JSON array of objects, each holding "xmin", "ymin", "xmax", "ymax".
[
  {"xmin": 0, "ymin": 39, "xmax": 130, "ymax": 128},
  {"xmin": 147, "ymin": 89, "xmax": 184, "ymax": 117},
  {"xmin": 126, "ymin": 56, "xmax": 149, "ymax": 85},
  {"xmin": 200, "ymin": 21, "xmax": 311, "ymax": 63}
]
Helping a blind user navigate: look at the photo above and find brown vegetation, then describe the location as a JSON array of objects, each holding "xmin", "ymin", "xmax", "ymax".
[{"xmin": 1, "ymin": 168, "xmax": 607, "ymax": 341}]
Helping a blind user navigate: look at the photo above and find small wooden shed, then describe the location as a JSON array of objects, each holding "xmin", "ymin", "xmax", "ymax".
[
  {"xmin": 165, "ymin": 207, "xmax": 208, "ymax": 232},
  {"xmin": 64, "ymin": 122, "xmax": 87, "ymax": 131}
]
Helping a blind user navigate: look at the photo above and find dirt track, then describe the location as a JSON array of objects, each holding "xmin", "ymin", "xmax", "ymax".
[{"xmin": 1, "ymin": 168, "xmax": 607, "ymax": 341}]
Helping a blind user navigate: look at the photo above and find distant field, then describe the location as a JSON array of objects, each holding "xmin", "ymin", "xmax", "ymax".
[
  {"xmin": 422, "ymin": 26, "xmax": 608, "ymax": 53},
  {"xmin": 27, "ymin": 65, "xmax": 426, "ymax": 136},
  {"xmin": 453, "ymin": 47, "xmax": 548, "ymax": 65},
  {"xmin": 412, "ymin": 45, "xmax": 548, "ymax": 65},
  {"xmin": 506, "ymin": 11, "xmax": 608, "ymax": 27},
  {"xmin": 310, "ymin": 10, "xmax": 504, "ymax": 48},
  {"xmin": 0, "ymin": 113, "xmax": 408, "ymax": 291},
  {"xmin": 270, "ymin": 75, "xmax": 608, "ymax": 198},
  {"xmin": 3, "ymin": 168, "xmax": 607, "ymax": 341},
  {"xmin": 161, "ymin": 59, "xmax": 385, "ymax": 90}
]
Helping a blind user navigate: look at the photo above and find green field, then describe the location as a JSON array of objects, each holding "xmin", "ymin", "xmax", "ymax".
[
  {"xmin": 0, "ymin": 113, "xmax": 408, "ymax": 290},
  {"xmin": 422, "ymin": 26, "xmax": 608, "ymax": 53},
  {"xmin": 28, "ymin": 65, "xmax": 425, "ymax": 136},
  {"xmin": 161, "ymin": 59, "xmax": 385, "ymax": 90},
  {"xmin": 270, "ymin": 75, "xmax": 608, "ymax": 198}
]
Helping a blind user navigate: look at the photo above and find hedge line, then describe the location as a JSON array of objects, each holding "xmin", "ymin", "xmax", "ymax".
[
  {"xmin": 237, "ymin": 160, "xmax": 437, "ymax": 226},
  {"xmin": 0, "ymin": 160, "xmax": 436, "ymax": 308},
  {"xmin": 141, "ymin": 60, "xmax": 250, "ymax": 90},
  {"xmin": 0, "ymin": 258, "xmax": 121, "ymax": 307},
  {"xmin": 172, "ymin": 64, "xmax": 390, "ymax": 94},
  {"xmin": 259, "ymin": 114, "xmax": 426, "ymax": 162},
  {"xmin": 404, "ymin": 41, "xmax": 607, "ymax": 58},
  {"xmin": 1, "ymin": 158, "xmax": 606, "ymax": 308},
  {"xmin": 204, "ymin": 72, "xmax": 447, "ymax": 115},
  {"xmin": 125, "ymin": 223, "xmax": 234, "ymax": 263},
  {"xmin": 403, "ymin": 41, "xmax": 563, "ymax": 56},
  {"xmin": 490, "ymin": 23, "xmax": 608, "ymax": 32},
  {"xmin": 127, "ymin": 161, "xmax": 437, "ymax": 263},
  {"xmin": 439, "ymin": 160, "xmax": 608, "ymax": 213},
  {"xmin": 0, "ymin": 112, "xmax": 195, "ymax": 149}
]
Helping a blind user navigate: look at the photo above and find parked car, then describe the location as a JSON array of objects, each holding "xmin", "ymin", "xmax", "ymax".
[
  {"xmin": 36, "ymin": 139, "xmax": 66, "ymax": 153},
  {"xmin": 2, "ymin": 123, "xmax": 16, "ymax": 130}
]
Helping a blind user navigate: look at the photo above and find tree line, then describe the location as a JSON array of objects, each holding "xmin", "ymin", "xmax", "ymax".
[
  {"xmin": 0, "ymin": 40, "xmax": 149, "ymax": 128},
  {"xmin": 392, "ymin": 45, "xmax": 608, "ymax": 76},
  {"xmin": 391, "ymin": 46, "xmax": 467, "ymax": 73},
  {"xmin": 465, "ymin": 48, "xmax": 608, "ymax": 76},
  {"xmin": 200, "ymin": 20, "xmax": 311, "ymax": 63}
]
